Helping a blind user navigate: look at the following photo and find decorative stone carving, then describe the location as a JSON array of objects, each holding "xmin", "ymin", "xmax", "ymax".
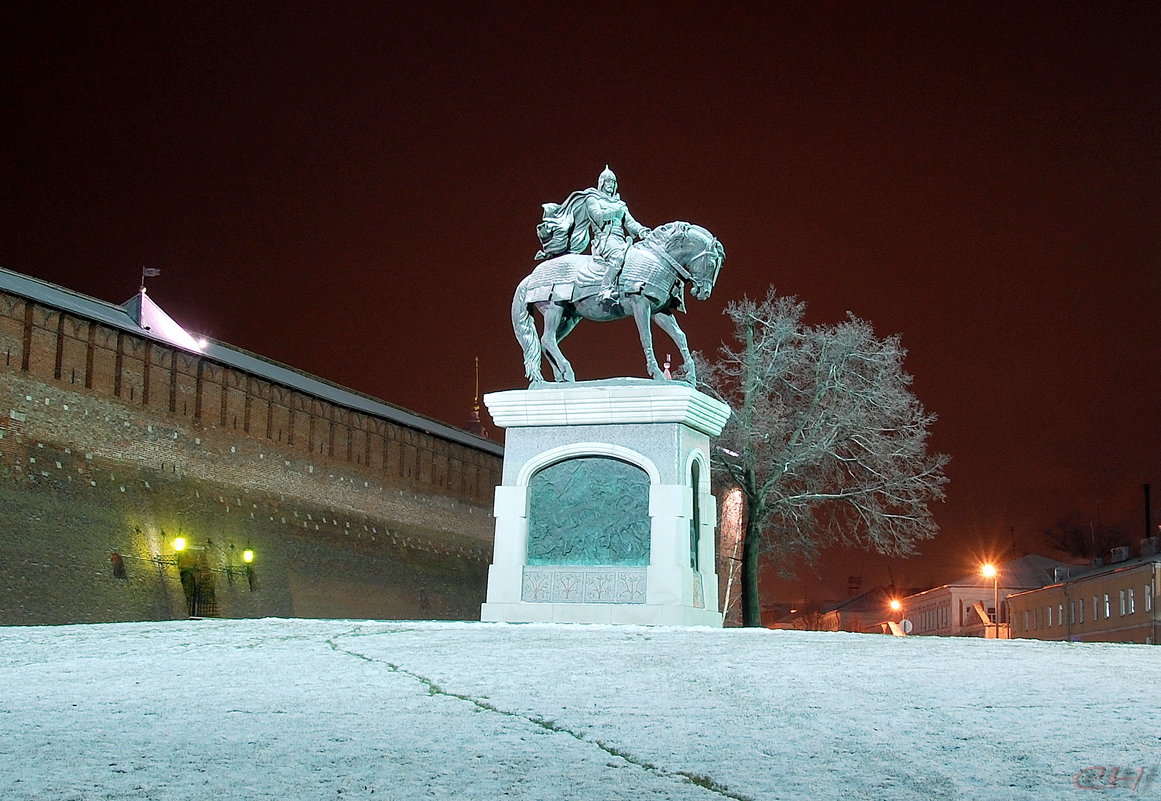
[
  {"xmin": 522, "ymin": 566, "xmax": 648, "ymax": 604},
  {"xmin": 527, "ymin": 456, "xmax": 650, "ymax": 566}
]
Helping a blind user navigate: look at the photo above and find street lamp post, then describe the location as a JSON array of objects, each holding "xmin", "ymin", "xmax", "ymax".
[
  {"xmin": 981, "ymin": 563, "xmax": 999, "ymax": 635},
  {"xmin": 886, "ymin": 598, "xmax": 909, "ymax": 636}
]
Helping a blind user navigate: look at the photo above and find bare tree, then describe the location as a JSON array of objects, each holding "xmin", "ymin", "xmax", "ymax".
[
  {"xmin": 700, "ymin": 290, "xmax": 949, "ymax": 627},
  {"xmin": 1045, "ymin": 513, "xmax": 1123, "ymax": 560}
]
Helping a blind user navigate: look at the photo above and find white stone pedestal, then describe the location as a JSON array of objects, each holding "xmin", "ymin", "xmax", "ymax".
[{"xmin": 480, "ymin": 379, "xmax": 729, "ymax": 626}]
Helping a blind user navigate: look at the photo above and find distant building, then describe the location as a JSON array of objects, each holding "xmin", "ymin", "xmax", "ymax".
[
  {"xmin": 777, "ymin": 585, "xmax": 924, "ymax": 633},
  {"xmin": 1006, "ymin": 541, "xmax": 1160, "ymax": 644},
  {"xmin": 1, "ymin": 267, "xmax": 502, "ymax": 624},
  {"xmin": 900, "ymin": 554, "xmax": 1070, "ymax": 638}
]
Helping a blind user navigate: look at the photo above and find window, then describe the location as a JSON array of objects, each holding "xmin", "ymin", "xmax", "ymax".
[
  {"xmin": 1023, "ymin": 610, "xmax": 1029, "ymax": 631},
  {"xmin": 1069, "ymin": 601, "xmax": 1075, "ymax": 625},
  {"xmin": 1047, "ymin": 606, "xmax": 1053, "ymax": 627},
  {"xmin": 1104, "ymin": 594, "xmax": 1111, "ymax": 619},
  {"xmin": 1146, "ymin": 586, "xmax": 1153, "ymax": 613},
  {"xmin": 1128, "ymin": 588, "xmax": 1135, "ymax": 614},
  {"xmin": 1093, "ymin": 596, "xmax": 1099, "ymax": 619},
  {"xmin": 1119, "ymin": 590, "xmax": 1126, "ymax": 616},
  {"xmin": 1078, "ymin": 598, "xmax": 1085, "ymax": 624},
  {"xmin": 689, "ymin": 461, "xmax": 701, "ymax": 571},
  {"xmin": 1058, "ymin": 604, "xmax": 1064, "ymax": 625}
]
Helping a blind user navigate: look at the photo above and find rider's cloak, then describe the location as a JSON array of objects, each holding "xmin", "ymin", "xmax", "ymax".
[{"xmin": 535, "ymin": 188, "xmax": 607, "ymax": 261}]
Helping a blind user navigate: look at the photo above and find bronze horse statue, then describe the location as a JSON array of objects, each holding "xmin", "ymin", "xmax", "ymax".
[{"xmin": 512, "ymin": 221, "xmax": 724, "ymax": 384}]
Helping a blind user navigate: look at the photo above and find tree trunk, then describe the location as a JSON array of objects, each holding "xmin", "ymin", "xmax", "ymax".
[{"xmin": 740, "ymin": 515, "xmax": 763, "ymax": 627}]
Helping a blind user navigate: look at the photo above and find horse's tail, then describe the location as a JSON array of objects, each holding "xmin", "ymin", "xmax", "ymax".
[{"xmin": 512, "ymin": 275, "xmax": 541, "ymax": 382}]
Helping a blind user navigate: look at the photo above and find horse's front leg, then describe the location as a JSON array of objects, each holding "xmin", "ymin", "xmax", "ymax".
[
  {"xmin": 651, "ymin": 311, "xmax": 695, "ymax": 385},
  {"xmin": 627, "ymin": 295, "xmax": 666, "ymax": 380}
]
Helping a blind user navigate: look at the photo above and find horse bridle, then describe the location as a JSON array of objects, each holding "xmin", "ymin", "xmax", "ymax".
[{"xmin": 644, "ymin": 228, "xmax": 719, "ymax": 284}]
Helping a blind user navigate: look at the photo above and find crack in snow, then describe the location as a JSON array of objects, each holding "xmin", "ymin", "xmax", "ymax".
[{"xmin": 326, "ymin": 627, "xmax": 754, "ymax": 801}]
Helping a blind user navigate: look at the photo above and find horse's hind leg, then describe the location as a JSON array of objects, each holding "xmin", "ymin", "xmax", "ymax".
[
  {"xmin": 556, "ymin": 314, "xmax": 582, "ymax": 344},
  {"xmin": 540, "ymin": 303, "xmax": 576, "ymax": 382},
  {"xmin": 519, "ymin": 301, "xmax": 545, "ymax": 385}
]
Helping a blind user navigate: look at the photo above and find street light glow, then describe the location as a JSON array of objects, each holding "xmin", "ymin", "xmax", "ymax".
[
  {"xmin": 981, "ymin": 562, "xmax": 1001, "ymax": 634},
  {"xmin": 173, "ymin": 537, "xmax": 187, "ymax": 552}
]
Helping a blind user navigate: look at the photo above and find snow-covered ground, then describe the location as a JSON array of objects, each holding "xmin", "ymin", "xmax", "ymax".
[{"xmin": 2, "ymin": 619, "xmax": 1158, "ymax": 800}]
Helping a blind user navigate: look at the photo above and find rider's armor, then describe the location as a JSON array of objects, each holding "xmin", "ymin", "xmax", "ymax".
[{"xmin": 535, "ymin": 166, "xmax": 650, "ymax": 299}]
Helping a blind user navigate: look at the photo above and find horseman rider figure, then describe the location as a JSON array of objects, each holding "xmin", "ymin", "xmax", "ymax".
[{"xmin": 535, "ymin": 166, "xmax": 651, "ymax": 301}]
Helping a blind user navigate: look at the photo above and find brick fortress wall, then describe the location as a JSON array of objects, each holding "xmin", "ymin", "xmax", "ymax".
[{"xmin": 0, "ymin": 288, "xmax": 501, "ymax": 624}]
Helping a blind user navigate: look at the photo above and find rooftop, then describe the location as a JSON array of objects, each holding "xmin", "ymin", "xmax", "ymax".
[{"xmin": 947, "ymin": 553, "xmax": 1072, "ymax": 589}]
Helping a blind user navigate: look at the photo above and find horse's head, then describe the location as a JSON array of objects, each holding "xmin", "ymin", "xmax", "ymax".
[
  {"xmin": 647, "ymin": 222, "xmax": 724, "ymax": 301},
  {"xmin": 687, "ymin": 226, "xmax": 724, "ymax": 301}
]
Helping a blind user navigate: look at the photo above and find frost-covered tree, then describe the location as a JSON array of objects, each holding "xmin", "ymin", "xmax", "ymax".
[
  {"xmin": 1044, "ymin": 513, "xmax": 1123, "ymax": 561},
  {"xmin": 700, "ymin": 290, "xmax": 949, "ymax": 627}
]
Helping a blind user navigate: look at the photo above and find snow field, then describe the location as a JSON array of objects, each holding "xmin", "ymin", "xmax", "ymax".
[{"xmin": 2, "ymin": 619, "xmax": 1158, "ymax": 800}]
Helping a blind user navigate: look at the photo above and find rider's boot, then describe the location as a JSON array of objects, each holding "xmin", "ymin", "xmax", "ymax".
[{"xmin": 598, "ymin": 270, "xmax": 621, "ymax": 302}]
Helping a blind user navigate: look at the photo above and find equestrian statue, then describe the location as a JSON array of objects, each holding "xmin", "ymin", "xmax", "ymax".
[{"xmin": 514, "ymin": 166, "xmax": 725, "ymax": 385}]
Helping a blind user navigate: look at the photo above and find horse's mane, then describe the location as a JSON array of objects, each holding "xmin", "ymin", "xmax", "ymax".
[
  {"xmin": 643, "ymin": 221, "xmax": 694, "ymax": 249},
  {"xmin": 643, "ymin": 221, "xmax": 725, "ymax": 262}
]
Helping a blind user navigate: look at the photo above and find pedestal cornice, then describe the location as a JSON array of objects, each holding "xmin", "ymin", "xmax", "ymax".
[{"xmin": 484, "ymin": 379, "xmax": 731, "ymax": 437}]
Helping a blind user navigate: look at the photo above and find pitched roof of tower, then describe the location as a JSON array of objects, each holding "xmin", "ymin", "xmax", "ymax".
[{"xmin": 122, "ymin": 289, "xmax": 205, "ymax": 353}]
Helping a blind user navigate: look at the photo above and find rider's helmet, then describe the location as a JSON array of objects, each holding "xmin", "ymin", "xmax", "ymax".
[{"xmin": 597, "ymin": 165, "xmax": 618, "ymax": 195}]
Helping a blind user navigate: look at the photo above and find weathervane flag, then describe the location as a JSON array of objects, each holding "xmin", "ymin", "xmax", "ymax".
[{"xmin": 140, "ymin": 266, "xmax": 161, "ymax": 291}]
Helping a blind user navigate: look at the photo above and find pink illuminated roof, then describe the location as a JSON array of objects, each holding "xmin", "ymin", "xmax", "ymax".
[{"xmin": 122, "ymin": 289, "xmax": 204, "ymax": 353}]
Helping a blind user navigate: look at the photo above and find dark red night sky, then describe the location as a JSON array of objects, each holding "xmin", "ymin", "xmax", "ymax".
[{"xmin": 3, "ymin": 2, "xmax": 1158, "ymax": 601}]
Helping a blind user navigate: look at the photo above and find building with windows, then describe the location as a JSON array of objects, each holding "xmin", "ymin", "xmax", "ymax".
[
  {"xmin": 777, "ymin": 585, "xmax": 924, "ymax": 633},
  {"xmin": 1, "ymin": 267, "xmax": 502, "ymax": 624},
  {"xmin": 899, "ymin": 554, "xmax": 1070, "ymax": 638},
  {"xmin": 1006, "ymin": 543, "xmax": 1160, "ymax": 644}
]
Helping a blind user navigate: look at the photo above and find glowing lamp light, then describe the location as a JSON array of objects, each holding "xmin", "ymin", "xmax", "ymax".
[
  {"xmin": 981, "ymin": 562, "xmax": 1001, "ymax": 632},
  {"xmin": 241, "ymin": 548, "xmax": 255, "ymax": 564},
  {"xmin": 172, "ymin": 537, "xmax": 187, "ymax": 552},
  {"xmin": 889, "ymin": 599, "xmax": 902, "ymax": 612}
]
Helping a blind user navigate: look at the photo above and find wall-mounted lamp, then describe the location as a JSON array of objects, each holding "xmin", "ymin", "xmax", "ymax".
[
  {"xmin": 143, "ymin": 532, "xmax": 257, "ymax": 587},
  {"xmin": 152, "ymin": 536, "xmax": 188, "ymax": 567},
  {"xmin": 216, "ymin": 544, "xmax": 256, "ymax": 577},
  {"xmin": 152, "ymin": 534, "xmax": 201, "ymax": 568}
]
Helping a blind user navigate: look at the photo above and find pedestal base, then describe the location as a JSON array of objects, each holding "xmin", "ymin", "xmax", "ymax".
[
  {"xmin": 481, "ymin": 602, "xmax": 724, "ymax": 626},
  {"xmin": 481, "ymin": 380, "xmax": 728, "ymax": 627}
]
